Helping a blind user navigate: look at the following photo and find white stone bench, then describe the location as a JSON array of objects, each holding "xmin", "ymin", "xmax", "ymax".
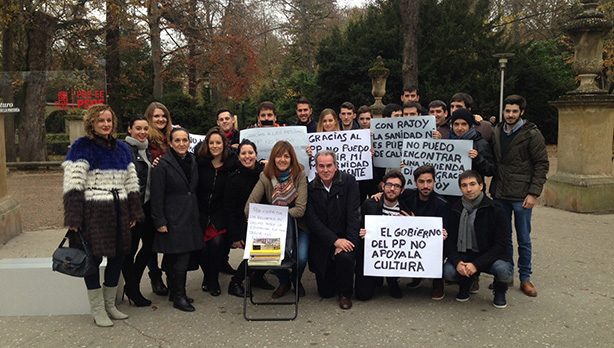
[{"xmin": 0, "ymin": 257, "xmax": 115, "ymax": 316}]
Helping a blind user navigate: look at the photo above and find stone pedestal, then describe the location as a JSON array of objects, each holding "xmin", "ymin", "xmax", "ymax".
[
  {"xmin": 369, "ymin": 56, "xmax": 389, "ymax": 118},
  {"xmin": 544, "ymin": 95, "xmax": 614, "ymax": 212},
  {"xmin": 64, "ymin": 112, "xmax": 85, "ymax": 145},
  {"xmin": 0, "ymin": 114, "xmax": 22, "ymax": 244}
]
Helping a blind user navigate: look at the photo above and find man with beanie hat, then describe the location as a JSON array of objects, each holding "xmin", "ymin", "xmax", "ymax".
[{"xmin": 448, "ymin": 109, "xmax": 495, "ymax": 179}]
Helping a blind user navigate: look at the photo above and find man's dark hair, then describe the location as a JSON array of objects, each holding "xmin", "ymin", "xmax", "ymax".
[
  {"xmin": 216, "ymin": 108, "xmax": 233, "ymax": 119},
  {"xmin": 402, "ymin": 101, "xmax": 422, "ymax": 112},
  {"xmin": 458, "ymin": 170, "xmax": 483, "ymax": 186},
  {"xmin": 450, "ymin": 93, "xmax": 474, "ymax": 110},
  {"xmin": 403, "ymin": 83, "xmax": 420, "ymax": 95},
  {"xmin": 257, "ymin": 101, "xmax": 277, "ymax": 116},
  {"xmin": 413, "ymin": 165, "xmax": 436, "ymax": 182},
  {"xmin": 340, "ymin": 101, "xmax": 355, "ymax": 113},
  {"xmin": 503, "ymin": 94, "xmax": 527, "ymax": 112},
  {"xmin": 357, "ymin": 105, "xmax": 372, "ymax": 116},
  {"xmin": 297, "ymin": 96, "xmax": 311, "ymax": 108},
  {"xmin": 382, "ymin": 103, "xmax": 402, "ymax": 118},
  {"xmin": 428, "ymin": 100, "xmax": 447, "ymax": 110},
  {"xmin": 383, "ymin": 169, "xmax": 406, "ymax": 187}
]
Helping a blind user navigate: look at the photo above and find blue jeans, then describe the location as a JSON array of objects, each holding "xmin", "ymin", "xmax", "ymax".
[
  {"xmin": 443, "ymin": 259, "xmax": 513, "ymax": 284},
  {"xmin": 275, "ymin": 216, "xmax": 309, "ymax": 286},
  {"xmin": 496, "ymin": 199, "xmax": 533, "ymax": 282}
]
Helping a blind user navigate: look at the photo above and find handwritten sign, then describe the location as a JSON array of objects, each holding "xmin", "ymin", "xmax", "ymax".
[
  {"xmin": 364, "ymin": 215, "xmax": 443, "ymax": 278},
  {"xmin": 240, "ymin": 126, "xmax": 310, "ymax": 171},
  {"xmin": 188, "ymin": 133, "xmax": 206, "ymax": 153},
  {"xmin": 308, "ymin": 129, "xmax": 372, "ymax": 181},
  {"xmin": 401, "ymin": 139, "xmax": 472, "ymax": 196},
  {"xmin": 370, "ymin": 116, "xmax": 436, "ymax": 168},
  {"xmin": 244, "ymin": 204, "xmax": 289, "ymax": 260}
]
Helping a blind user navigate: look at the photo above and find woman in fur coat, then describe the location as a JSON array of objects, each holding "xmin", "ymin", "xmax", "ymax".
[{"xmin": 62, "ymin": 104, "xmax": 144, "ymax": 327}]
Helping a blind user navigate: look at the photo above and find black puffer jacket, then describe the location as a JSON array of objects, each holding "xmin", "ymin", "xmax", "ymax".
[{"xmin": 489, "ymin": 121, "xmax": 549, "ymax": 200}]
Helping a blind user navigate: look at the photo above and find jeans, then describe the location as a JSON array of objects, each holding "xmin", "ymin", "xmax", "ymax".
[
  {"xmin": 275, "ymin": 216, "xmax": 310, "ymax": 286},
  {"xmin": 496, "ymin": 199, "xmax": 533, "ymax": 282},
  {"xmin": 443, "ymin": 259, "xmax": 513, "ymax": 284},
  {"xmin": 84, "ymin": 256, "xmax": 125, "ymax": 290}
]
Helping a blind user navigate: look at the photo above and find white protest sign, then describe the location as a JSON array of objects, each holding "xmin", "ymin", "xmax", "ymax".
[
  {"xmin": 308, "ymin": 129, "xmax": 372, "ymax": 181},
  {"xmin": 364, "ymin": 215, "xmax": 443, "ymax": 278},
  {"xmin": 370, "ymin": 116, "xmax": 436, "ymax": 168},
  {"xmin": 240, "ymin": 126, "xmax": 309, "ymax": 171},
  {"xmin": 401, "ymin": 139, "xmax": 472, "ymax": 196},
  {"xmin": 188, "ymin": 133, "xmax": 206, "ymax": 153},
  {"xmin": 244, "ymin": 203, "xmax": 289, "ymax": 260}
]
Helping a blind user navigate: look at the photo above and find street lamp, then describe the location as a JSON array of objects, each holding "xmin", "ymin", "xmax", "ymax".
[{"xmin": 492, "ymin": 53, "xmax": 515, "ymax": 123}]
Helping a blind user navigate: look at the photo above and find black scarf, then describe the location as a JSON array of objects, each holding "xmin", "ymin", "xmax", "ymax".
[
  {"xmin": 92, "ymin": 134, "xmax": 117, "ymax": 150},
  {"xmin": 170, "ymin": 147, "xmax": 192, "ymax": 183}
]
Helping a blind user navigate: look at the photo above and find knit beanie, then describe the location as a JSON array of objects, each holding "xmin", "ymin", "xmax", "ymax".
[{"xmin": 449, "ymin": 108, "xmax": 474, "ymax": 126}]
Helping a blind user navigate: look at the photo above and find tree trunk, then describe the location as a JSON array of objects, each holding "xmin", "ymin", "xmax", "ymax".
[
  {"xmin": 106, "ymin": 0, "xmax": 123, "ymax": 122},
  {"xmin": 19, "ymin": 11, "xmax": 57, "ymax": 162},
  {"xmin": 187, "ymin": 0, "xmax": 198, "ymax": 97},
  {"xmin": 149, "ymin": 0, "xmax": 163, "ymax": 98},
  {"xmin": 2, "ymin": 20, "xmax": 17, "ymax": 162},
  {"xmin": 400, "ymin": 0, "xmax": 420, "ymax": 86}
]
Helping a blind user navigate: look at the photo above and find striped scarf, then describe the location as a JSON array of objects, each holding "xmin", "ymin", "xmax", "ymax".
[{"xmin": 272, "ymin": 170, "xmax": 298, "ymax": 206}]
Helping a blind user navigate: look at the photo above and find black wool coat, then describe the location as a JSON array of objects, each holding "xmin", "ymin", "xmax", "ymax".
[
  {"xmin": 194, "ymin": 143, "xmax": 239, "ymax": 231},
  {"xmin": 306, "ymin": 171, "xmax": 361, "ymax": 278},
  {"xmin": 150, "ymin": 151, "xmax": 204, "ymax": 254}
]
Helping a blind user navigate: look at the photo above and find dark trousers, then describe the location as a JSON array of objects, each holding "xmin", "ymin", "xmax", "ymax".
[
  {"xmin": 354, "ymin": 240, "xmax": 396, "ymax": 300},
  {"xmin": 316, "ymin": 250, "xmax": 355, "ymax": 299},
  {"xmin": 84, "ymin": 256, "xmax": 125, "ymax": 290},
  {"xmin": 122, "ymin": 204, "xmax": 156, "ymax": 291}
]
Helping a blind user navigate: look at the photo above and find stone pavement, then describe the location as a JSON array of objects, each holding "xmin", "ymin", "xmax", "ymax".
[{"xmin": 0, "ymin": 205, "xmax": 613, "ymax": 348}]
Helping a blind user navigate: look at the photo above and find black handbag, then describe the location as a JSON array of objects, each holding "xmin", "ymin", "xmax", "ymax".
[{"xmin": 52, "ymin": 229, "xmax": 98, "ymax": 277}]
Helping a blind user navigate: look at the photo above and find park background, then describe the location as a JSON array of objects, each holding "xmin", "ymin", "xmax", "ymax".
[{"xmin": 1, "ymin": 0, "xmax": 613, "ymax": 161}]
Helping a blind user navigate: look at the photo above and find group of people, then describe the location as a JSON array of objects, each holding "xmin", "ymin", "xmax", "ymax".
[{"xmin": 62, "ymin": 86, "xmax": 548, "ymax": 327}]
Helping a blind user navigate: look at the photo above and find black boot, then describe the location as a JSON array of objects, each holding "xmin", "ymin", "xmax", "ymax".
[
  {"xmin": 173, "ymin": 271, "xmax": 195, "ymax": 312},
  {"xmin": 123, "ymin": 260, "xmax": 151, "ymax": 307},
  {"xmin": 150, "ymin": 270, "xmax": 169, "ymax": 296},
  {"xmin": 168, "ymin": 272, "xmax": 194, "ymax": 303},
  {"xmin": 492, "ymin": 281, "xmax": 508, "ymax": 309}
]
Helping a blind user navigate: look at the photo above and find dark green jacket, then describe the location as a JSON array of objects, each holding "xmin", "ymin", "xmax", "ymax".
[{"xmin": 489, "ymin": 120, "xmax": 549, "ymax": 201}]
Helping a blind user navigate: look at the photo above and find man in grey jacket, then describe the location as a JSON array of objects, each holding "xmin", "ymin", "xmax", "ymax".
[{"xmin": 489, "ymin": 95, "xmax": 549, "ymax": 297}]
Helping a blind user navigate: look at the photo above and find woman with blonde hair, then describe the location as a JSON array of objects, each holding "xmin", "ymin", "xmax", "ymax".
[
  {"xmin": 142, "ymin": 101, "xmax": 172, "ymax": 296},
  {"xmin": 316, "ymin": 108, "xmax": 340, "ymax": 132},
  {"xmin": 245, "ymin": 141, "xmax": 309, "ymax": 298},
  {"xmin": 63, "ymin": 104, "xmax": 144, "ymax": 326},
  {"xmin": 145, "ymin": 102, "xmax": 173, "ymax": 160}
]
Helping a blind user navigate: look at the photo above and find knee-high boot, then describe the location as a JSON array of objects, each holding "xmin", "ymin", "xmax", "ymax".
[
  {"xmin": 103, "ymin": 285, "xmax": 129, "ymax": 320},
  {"xmin": 87, "ymin": 288, "xmax": 113, "ymax": 327},
  {"xmin": 173, "ymin": 271, "xmax": 195, "ymax": 312}
]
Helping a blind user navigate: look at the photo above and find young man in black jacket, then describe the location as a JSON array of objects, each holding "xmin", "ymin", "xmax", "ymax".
[
  {"xmin": 402, "ymin": 165, "xmax": 450, "ymax": 300},
  {"xmin": 355, "ymin": 170, "xmax": 411, "ymax": 300},
  {"xmin": 443, "ymin": 170, "xmax": 513, "ymax": 308}
]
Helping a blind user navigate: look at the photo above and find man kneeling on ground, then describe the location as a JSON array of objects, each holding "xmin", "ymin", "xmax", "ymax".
[{"xmin": 443, "ymin": 170, "xmax": 513, "ymax": 308}]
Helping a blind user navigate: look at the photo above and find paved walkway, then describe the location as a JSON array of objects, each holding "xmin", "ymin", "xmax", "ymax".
[{"xmin": 0, "ymin": 205, "xmax": 613, "ymax": 347}]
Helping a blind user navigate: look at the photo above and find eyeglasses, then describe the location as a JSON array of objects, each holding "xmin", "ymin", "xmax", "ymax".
[{"xmin": 384, "ymin": 183, "xmax": 403, "ymax": 190}]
